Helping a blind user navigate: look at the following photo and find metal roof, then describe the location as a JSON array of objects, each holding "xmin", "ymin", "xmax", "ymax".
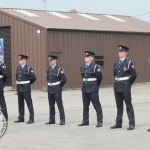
[{"xmin": 0, "ymin": 8, "xmax": 150, "ymax": 33}]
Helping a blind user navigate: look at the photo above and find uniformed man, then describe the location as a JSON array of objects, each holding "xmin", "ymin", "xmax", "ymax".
[
  {"xmin": 14, "ymin": 55, "xmax": 36, "ymax": 124},
  {"xmin": 110, "ymin": 45, "xmax": 137, "ymax": 130},
  {"xmin": 45, "ymin": 55, "xmax": 66, "ymax": 125},
  {"xmin": 78, "ymin": 51, "xmax": 103, "ymax": 127},
  {"xmin": 0, "ymin": 62, "xmax": 8, "ymax": 121}
]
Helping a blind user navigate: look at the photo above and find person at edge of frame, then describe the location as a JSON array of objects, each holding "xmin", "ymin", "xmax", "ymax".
[
  {"xmin": 78, "ymin": 51, "xmax": 103, "ymax": 127},
  {"xmin": 14, "ymin": 55, "xmax": 36, "ymax": 124},
  {"xmin": 110, "ymin": 45, "xmax": 137, "ymax": 130},
  {"xmin": 0, "ymin": 60, "xmax": 8, "ymax": 121},
  {"xmin": 45, "ymin": 55, "xmax": 67, "ymax": 125}
]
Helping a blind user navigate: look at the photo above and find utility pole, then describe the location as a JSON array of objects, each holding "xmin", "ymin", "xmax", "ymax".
[{"xmin": 42, "ymin": 0, "xmax": 46, "ymax": 11}]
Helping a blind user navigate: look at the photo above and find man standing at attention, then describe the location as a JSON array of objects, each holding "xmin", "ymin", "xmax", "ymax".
[
  {"xmin": 45, "ymin": 55, "xmax": 66, "ymax": 125},
  {"xmin": 14, "ymin": 55, "xmax": 36, "ymax": 124},
  {"xmin": 78, "ymin": 51, "xmax": 103, "ymax": 127},
  {"xmin": 110, "ymin": 45, "xmax": 137, "ymax": 130}
]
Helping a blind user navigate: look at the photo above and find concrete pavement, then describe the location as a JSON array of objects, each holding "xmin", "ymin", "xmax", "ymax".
[{"xmin": 1, "ymin": 84, "xmax": 150, "ymax": 150}]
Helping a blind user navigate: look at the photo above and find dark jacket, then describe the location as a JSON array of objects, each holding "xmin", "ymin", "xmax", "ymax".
[
  {"xmin": 114, "ymin": 58, "xmax": 137, "ymax": 92},
  {"xmin": 80, "ymin": 62, "xmax": 102, "ymax": 93},
  {"xmin": 16, "ymin": 64, "xmax": 36, "ymax": 92},
  {"xmin": 47, "ymin": 65, "xmax": 67, "ymax": 94},
  {"xmin": 0, "ymin": 63, "xmax": 7, "ymax": 89}
]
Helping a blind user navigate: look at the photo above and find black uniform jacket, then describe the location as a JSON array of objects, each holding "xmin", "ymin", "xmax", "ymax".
[
  {"xmin": 16, "ymin": 64, "xmax": 36, "ymax": 92},
  {"xmin": 114, "ymin": 58, "xmax": 137, "ymax": 92},
  {"xmin": 80, "ymin": 62, "xmax": 102, "ymax": 93},
  {"xmin": 47, "ymin": 65, "xmax": 67, "ymax": 94},
  {"xmin": 0, "ymin": 63, "xmax": 7, "ymax": 89}
]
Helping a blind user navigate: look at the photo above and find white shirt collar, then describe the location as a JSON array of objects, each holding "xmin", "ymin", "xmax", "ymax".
[
  {"xmin": 21, "ymin": 64, "xmax": 26, "ymax": 68},
  {"xmin": 51, "ymin": 64, "xmax": 56, "ymax": 69},
  {"xmin": 120, "ymin": 57, "xmax": 126, "ymax": 62},
  {"xmin": 86, "ymin": 62, "xmax": 91, "ymax": 66}
]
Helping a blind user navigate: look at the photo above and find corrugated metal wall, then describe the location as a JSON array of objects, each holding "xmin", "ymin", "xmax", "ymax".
[
  {"xmin": 0, "ymin": 12, "xmax": 47, "ymax": 90},
  {"xmin": 47, "ymin": 30, "xmax": 150, "ymax": 89},
  {"xmin": 1, "ymin": 10, "xmax": 150, "ymax": 90}
]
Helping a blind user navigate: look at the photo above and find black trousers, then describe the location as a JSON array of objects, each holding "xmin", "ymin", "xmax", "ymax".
[
  {"xmin": 0, "ymin": 89, "xmax": 8, "ymax": 121},
  {"xmin": 17, "ymin": 92, "xmax": 34, "ymax": 120},
  {"xmin": 82, "ymin": 91, "xmax": 103, "ymax": 123},
  {"xmin": 114, "ymin": 91, "xmax": 135, "ymax": 126},
  {"xmin": 48, "ymin": 92, "xmax": 65, "ymax": 122}
]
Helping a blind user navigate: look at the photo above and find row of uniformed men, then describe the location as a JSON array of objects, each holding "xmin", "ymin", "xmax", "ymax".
[{"xmin": 0, "ymin": 45, "xmax": 150, "ymax": 131}]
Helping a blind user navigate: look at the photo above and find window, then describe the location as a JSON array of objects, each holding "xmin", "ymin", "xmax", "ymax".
[
  {"xmin": 77, "ymin": 13, "xmax": 100, "ymax": 20},
  {"xmin": 14, "ymin": 9, "xmax": 39, "ymax": 17},
  {"xmin": 48, "ymin": 12, "xmax": 71, "ymax": 19},
  {"xmin": 103, "ymin": 15, "xmax": 126, "ymax": 22},
  {"xmin": 95, "ymin": 56, "xmax": 104, "ymax": 67}
]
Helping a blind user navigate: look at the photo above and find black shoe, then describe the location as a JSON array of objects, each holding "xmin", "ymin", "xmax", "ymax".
[
  {"xmin": 14, "ymin": 119, "xmax": 24, "ymax": 123},
  {"xmin": 26, "ymin": 120, "xmax": 34, "ymax": 124},
  {"xmin": 78, "ymin": 121, "xmax": 89, "ymax": 126},
  {"xmin": 127, "ymin": 126, "xmax": 135, "ymax": 130},
  {"xmin": 45, "ymin": 120, "xmax": 55, "ymax": 125},
  {"xmin": 110, "ymin": 124, "xmax": 122, "ymax": 129},
  {"xmin": 147, "ymin": 129, "xmax": 150, "ymax": 132},
  {"xmin": 96, "ymin": 122, "xmax": 103, "ymax": 127},
  {"xmin": 59, "ymin": 121, "xmax": 65, "ymax": 125}
]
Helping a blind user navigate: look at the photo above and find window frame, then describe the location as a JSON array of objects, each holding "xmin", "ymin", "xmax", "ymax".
[{"xmin": 94, "ymin": 55, "xmax": 104, "ymax": 67}]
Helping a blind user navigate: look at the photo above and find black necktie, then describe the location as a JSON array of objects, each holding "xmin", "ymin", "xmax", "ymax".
[
  {"xmin": 49, "ymin": 67, "xmax": 53, "ymax": 71},
  {"xmin": 20, "ymin": 67, "xmax": 22, "ymax": 71},
  {"xmin": 85, "ymin": 65, "xmax": 88, "ymax": 68},
  {"xmin": 119, "ymin": 60, "xmax": 122, "ymax": 64}
]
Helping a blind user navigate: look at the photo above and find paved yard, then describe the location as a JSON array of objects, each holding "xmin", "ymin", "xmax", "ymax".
[{"xmin": 1, "ymin": 84, "xmax": 150, "ymax": 150}]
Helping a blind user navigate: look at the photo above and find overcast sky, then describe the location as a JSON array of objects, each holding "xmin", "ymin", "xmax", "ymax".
[{"xmin": 0, "ymin": 0, "xmax": 150, "ymax": 22}]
